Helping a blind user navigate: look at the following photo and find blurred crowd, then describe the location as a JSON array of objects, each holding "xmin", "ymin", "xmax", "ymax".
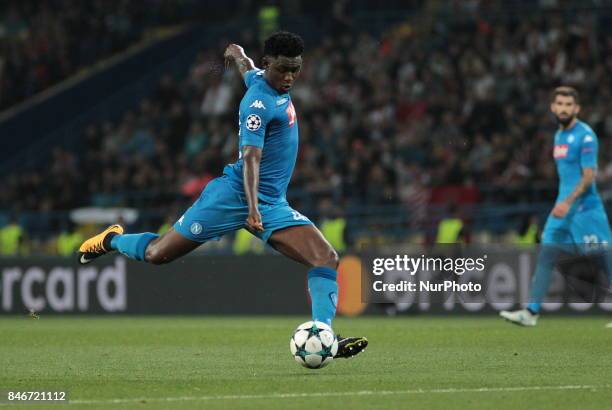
[
  {"xmin": 2, "ymin": 2, "xmax": 612, "ymax": 252},
  {"xmin": 0, "ymin": 0, "xmax": 208, "ymax": 111},
  {"xmin": 0, "ymin": 0, "xmax": 366, "ymax": 112}
]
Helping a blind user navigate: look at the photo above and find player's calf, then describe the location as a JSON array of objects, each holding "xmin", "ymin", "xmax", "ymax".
[
  {"xmin": 141, "ymin": 228, "xmax": 200, "ymax": 264},
  {"xmin": 79, "ymin": 226, "xmax": 199, "ymax": 265},
  {"xmin": 144, "ymin": 240, "xmax": 175, "ymax": 265}
]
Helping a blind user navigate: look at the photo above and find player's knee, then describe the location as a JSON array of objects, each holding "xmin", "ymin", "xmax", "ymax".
[
  {"xmin": 329, "ymin": 249, "xmax": 340, "ymax": 269},
  {"xmin": 312, "ymin": 247, "xmax": 339, "ymax": 270},
  {"xmin": 144, "ymin": 244, "xmax": 172, "ymax": 265}
]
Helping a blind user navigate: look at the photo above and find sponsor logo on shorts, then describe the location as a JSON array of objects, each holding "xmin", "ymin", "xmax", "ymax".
[{"xmin": 190, "ymin": 222, "xmax": 203, "ymax": 235}]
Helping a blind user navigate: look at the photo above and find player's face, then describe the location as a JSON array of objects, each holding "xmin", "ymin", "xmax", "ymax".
[
  {"xmin": 263, "ymin": 55, "xmax": 302, "ymax": 93},
  {"xmin": 550, "ymin": 95, "xmax": 580, "ymax": 127}
]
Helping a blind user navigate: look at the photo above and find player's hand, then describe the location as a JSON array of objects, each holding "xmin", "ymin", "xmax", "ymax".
[
  {"xmin": 246, "ymin": 209, "xmax": 264, "ymax": 233},
  {"xmin": 551, "ymin": 201, "xmax": 570, "ymax": 218},
  {"xmin": 224, "ymin": 44, "xmax": 244, "ymax": 68}
]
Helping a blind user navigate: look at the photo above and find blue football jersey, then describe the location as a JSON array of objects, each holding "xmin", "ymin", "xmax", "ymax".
[
  {"xmin": 552, "ymin": 120, "xmax": 601, "ymax": 210},
  {"xmin": 223, "ymin": 69, "xmax": 299, "ymax": 204}
]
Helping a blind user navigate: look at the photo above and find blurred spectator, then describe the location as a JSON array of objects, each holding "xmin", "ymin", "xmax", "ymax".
[
  {"xmin": 0, "ymin": 214, "xmax": 24, "ymax": 255},
  {"xmin": 258, "ymin": 2, "xmax": 280, "ymax": 42},
  {"xmin": 233, "ymin": 229, "xmax": 264, "ymax": 255},
  {"xmin": 56, "ymin": 221, "xmax": 84, "ymax": 256},
  {"xmin": 435, "ymin": 204, "xmax": 465, "ymax": 244},
  {"xmin": 157, "ymin": 218, "xmax": 173, "ymax": 236},
  {"xmin": 512, "ymin": 214, "xmax": 540, "ymax": 246},
  {"xmin": 319, "ymin": 199, "xmax": 347, "ymax": 252}
]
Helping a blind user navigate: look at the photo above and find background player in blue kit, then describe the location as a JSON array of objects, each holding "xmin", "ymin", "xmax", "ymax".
[
  {"xmin": 78, "ymin": 31, "xmax": 367, "ymax": 356},
  {"xmin": 501, "ymin": 87, "xmax": 612, "ymax": 326}
]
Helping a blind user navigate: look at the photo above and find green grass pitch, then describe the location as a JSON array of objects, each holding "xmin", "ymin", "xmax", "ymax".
[{"xmin": 1, "ymin": 316, "xmax": 611, "ymax": 409}]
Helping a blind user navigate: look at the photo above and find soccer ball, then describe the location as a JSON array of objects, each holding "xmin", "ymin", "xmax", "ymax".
[{"xmin": 290, "ymin": 321, "xmax": 338, "ymax": 369}]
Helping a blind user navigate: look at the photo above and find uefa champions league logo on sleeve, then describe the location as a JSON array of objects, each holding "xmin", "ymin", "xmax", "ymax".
[
  {"xmin": 190, "ymin": 222, "xmax": 203, "ymax": 235},
  {"xmin": 246, "ymin": 114, "xmax": 261, "ymax": 131}
]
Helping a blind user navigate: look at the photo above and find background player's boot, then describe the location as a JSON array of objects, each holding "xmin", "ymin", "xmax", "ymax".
[
  {"xmin": 335, "ymin": 335, "xmax": 368, "ymax": 358},
  {"xmin": 78, "ymin": 224, "xmax": 124, "ymax": 265},
  {"xmin": 499, "ymin": 309, "xmax": 538, "ymax": 326}
]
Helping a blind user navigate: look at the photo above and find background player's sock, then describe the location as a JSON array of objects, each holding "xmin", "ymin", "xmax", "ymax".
[
  {"xmin": 527, "ymin": 244, "xmax": 566, "ymax": 314},
  {"xmin": 110, "ymin": 233, "xmax": 158, "ymax": 261},
  {"xmin": 307, "ymin": 266, "xmax": 338, "ymax": 326}
]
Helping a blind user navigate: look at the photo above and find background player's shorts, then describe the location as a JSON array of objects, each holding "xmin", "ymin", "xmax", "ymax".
[
  {"xmin": 542, "ymin": 204, "xmax": 612, "ymax": 250},
  {"xmin": 173, "ymin": 175, "xmax": 313, "ymax": 243}
]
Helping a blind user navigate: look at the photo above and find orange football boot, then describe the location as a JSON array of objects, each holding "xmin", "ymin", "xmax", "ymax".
[{"xmin": 77, "ymin": 224, "xmax": 124, "ymax": 264}]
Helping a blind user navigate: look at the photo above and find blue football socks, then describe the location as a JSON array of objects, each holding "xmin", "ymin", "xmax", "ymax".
[
  {"xmin": 527, "ymin": 244, "xmax": 570, "ymax": 314},
  {"xmin": 110, "ymin": 233, "xmax": 158, "ymax": 261},
  {"xmin": 307, "ymin": 266, "xmax": 338, "ymax": 326}
]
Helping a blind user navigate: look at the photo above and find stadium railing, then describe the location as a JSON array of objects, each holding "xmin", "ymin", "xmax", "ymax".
[{"xmin": 3, "ymin": 198, "xmax": 610, "ymax": 255}]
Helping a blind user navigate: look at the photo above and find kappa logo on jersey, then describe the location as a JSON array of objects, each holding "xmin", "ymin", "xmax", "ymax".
[
  {"xmin": 286, "ymin": 102, "xmax": 296, "ymax": 126},
  {"xmin": 584, "ymin": 135, "xmax": 593, "ymax": 142},
  {"xmin": 249, "ymin": 100, "xmax": 266, "ymax": 109},
  {"xmin": 553, "ymin": 144, "xmax": 568, "ymax": 159},
  {"xmin": 567, "ymin": 134, "xmax": 575, "ymax": 143},
  {"xmin": 246, "ymin": 114, "xmax": 262, "ymax": 131}
]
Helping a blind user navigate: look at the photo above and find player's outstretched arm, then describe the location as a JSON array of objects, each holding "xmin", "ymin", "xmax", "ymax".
[
  {"xmin": 224, "ymin": 44, "xmax": 256, "ymax": 78},
  {"xmin": 243, "ymin": 145, "xmax": 264, "ymax": 232}
]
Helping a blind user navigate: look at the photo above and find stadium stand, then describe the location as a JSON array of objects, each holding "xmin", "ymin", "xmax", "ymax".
[
  {"xmin": 0, "ymin": 0, "xmax": 156, "ymax": 110},
  {"xmin": 1, "ymin": 1, "xmax": 612, "ymax": 253}
]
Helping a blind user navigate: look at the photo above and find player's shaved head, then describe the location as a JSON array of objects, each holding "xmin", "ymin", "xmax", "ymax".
[{"xmin": 551, "ymin": 86, "xmax": 579, "ymax": 104}]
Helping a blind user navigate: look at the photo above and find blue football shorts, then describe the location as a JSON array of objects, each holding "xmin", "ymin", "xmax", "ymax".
[
  {"xmin": 542, "ymin": 203, "xmax": 612, "ymax": 251},
  {"xmin": 173, "ymin": 175, "xmax": 313, "ymax": 243}
]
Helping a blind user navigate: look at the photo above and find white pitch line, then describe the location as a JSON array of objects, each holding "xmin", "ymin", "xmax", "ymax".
[{"xmin": 49, "ymin": 384, "xmax": 609, "ymax": 406}]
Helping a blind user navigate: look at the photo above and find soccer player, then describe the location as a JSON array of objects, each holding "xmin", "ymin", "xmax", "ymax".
[
  {"xmin": 78, "ymin": 32, "xmax": 367, "ymax": 356},
  {"xmin": 500, "ymin": 86, "xmax": 612, "ymax": 326}
]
